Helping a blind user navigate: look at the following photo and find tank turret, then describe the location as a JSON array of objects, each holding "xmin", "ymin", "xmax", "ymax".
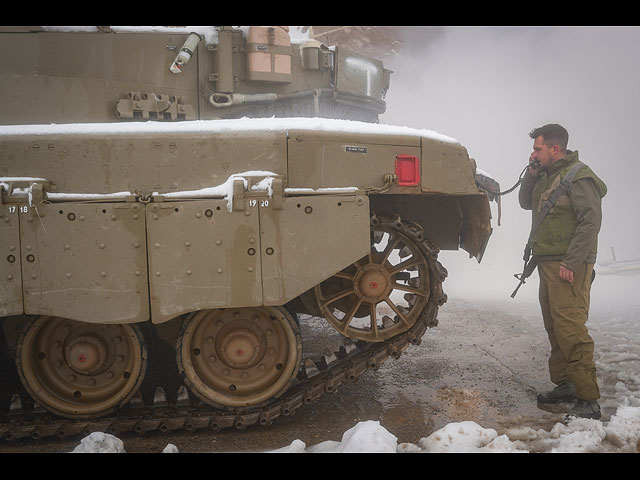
[{"xmin": 0, "ymin": 26, "xmax": 390, "ymax": 125}]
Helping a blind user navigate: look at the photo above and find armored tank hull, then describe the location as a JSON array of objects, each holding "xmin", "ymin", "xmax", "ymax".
[{"xmin": 0, "ymin": 27, "xmax": 495, "ymax": 440}]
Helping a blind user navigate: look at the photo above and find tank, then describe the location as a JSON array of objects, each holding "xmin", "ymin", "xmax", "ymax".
[{"xmin": 0, "ymin": 26, "xmax": 497, "ymax": 440}]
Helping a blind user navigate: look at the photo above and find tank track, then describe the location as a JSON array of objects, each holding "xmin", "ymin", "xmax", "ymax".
[{"xmin": 0, "ymin": 214, "xmax": 448, "ymax": 443}]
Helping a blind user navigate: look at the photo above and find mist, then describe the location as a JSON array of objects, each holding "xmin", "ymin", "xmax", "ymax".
[{"xmin": 380, "ymin": 26, "xmax": 640, "ymax": 305}]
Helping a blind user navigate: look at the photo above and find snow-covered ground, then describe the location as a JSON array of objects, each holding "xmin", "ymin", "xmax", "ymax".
[
  {"xmin": 71, "ymin": 406, "xmax": 639, "ymax": 453},
  {"xmin": 70, "ymin": 268, "xmax": 640, "ymax": 454}
]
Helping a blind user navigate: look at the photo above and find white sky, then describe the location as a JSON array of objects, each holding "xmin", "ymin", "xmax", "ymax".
[{"xmin": 380, "ymin": 26, "xmax": 640, "ymax": 299}]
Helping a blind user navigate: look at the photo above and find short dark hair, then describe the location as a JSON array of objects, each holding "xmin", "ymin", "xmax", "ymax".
[{"xmin": 529, "ymin": 124, "xmax": 569, "ymax": 152}]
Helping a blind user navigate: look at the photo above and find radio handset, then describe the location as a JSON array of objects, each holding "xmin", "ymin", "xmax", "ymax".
[{"xmin": 496, "ymin": 160, "xmax": 542, "ymax": 197}]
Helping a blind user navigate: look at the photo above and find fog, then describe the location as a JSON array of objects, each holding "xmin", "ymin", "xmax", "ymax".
[{"xmin": 380, "ymin": 26, "xmax": 640, "ymax": 305}]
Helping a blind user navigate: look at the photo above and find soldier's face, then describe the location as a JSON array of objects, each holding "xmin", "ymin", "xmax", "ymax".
[{"xmin": 531, "ymin": 136, "xmax": 559, "ymax": 169}]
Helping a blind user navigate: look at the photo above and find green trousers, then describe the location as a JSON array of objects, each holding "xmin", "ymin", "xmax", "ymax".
[{"xmin": 538, "ymin": 260, "xmax": 600, "ymax": 401}]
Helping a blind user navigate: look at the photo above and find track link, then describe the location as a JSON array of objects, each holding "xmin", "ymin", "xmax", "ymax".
[{"xmin": 0, "ymin": 214, "xmax": 448, "ymax": 442}]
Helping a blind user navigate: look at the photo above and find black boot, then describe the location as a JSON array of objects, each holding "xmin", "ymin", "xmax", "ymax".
[
  {"xmin": 536, "ymin": 382, "xmax": 577, "ymax": 404},
  {"xmin": 564, "ymin": 399, "xmax": 601, "ymax": 422}
]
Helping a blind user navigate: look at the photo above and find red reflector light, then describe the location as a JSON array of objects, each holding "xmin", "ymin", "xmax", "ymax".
[{"xmin": 395, "ymin": 155, "xmax": 420, "ymax": 186}]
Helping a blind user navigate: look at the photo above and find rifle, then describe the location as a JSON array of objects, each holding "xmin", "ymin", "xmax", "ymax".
[{"xmin": 511, "ymin": 246, "xmax": 537, "ymax": 298}]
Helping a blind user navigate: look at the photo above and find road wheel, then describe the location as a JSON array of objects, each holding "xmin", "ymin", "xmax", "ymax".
[
  {"xmin": 176, "ymin": 306, "xmax": 302, "ymax": 409},
  {"xmin": 16, "ymin": 316, "xmax": 147, "ymax": 419}
]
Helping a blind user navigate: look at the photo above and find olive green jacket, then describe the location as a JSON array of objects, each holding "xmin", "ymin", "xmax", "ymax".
[{"xmin": 518, "ymin": 150, "xmax": 607, "ymax": 272}]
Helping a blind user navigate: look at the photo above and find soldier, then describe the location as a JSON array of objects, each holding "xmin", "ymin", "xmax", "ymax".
[{"xmin": 518, "ymin": 124, "xmax": 607, "ymax": 420}]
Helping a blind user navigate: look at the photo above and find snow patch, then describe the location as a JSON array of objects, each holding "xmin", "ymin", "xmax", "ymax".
[
  {"xmin": 0, "ymin": 117, "xmax": 459, "ymax": 145},
  {"xmin": 71, "ymin": 432, "xmax": 126, "ymax": 453},
  {"xmin": 39, "ymin": 26, "xmax": 312, "ymax": 48},
  {"xmin": 270, "ymin": 420, "xmax": 398, "ymax": 453},
  {"xmin": 159, "ymin": 170, "xmax": 277, "ymax": 212},
  {"xmin": 69, "ymin": 401, "xmax": 640, "ymax": 453},
  {"xmin": 162, "ymin": 443, "xmax": 180, "ymax": 453},
  {"xmin": 604, "ymin": 401, "xmax": 640, "ymax": 452},
  {"xmin": 417, "ymin": 421, "xmax": 527, "ymax": 453}
]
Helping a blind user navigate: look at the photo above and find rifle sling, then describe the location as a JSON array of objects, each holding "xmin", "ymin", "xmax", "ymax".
[{"xmin": 524, "ymin": 161, "xmax": 585, "ymax": 259}]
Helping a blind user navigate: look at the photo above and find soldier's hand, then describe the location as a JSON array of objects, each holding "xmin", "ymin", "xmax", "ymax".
[
  {"xmin": 559, "ymin": 265, "xmax": 574, "ymax": 283},
  {"xmin": 528, "ymin": 156, "xmax": 542, "ymax": 175}
]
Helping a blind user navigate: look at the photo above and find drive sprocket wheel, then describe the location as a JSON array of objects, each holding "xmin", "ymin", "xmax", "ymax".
[
  {"xmin": 315, "ymin": 215, "xmax": 440, "ymax": 342},
  {"xmin": 176, "ymin": 306, "xmax": 302, "ymax": 409},
  {"xmin": 15, "ymin": 316, "xmax": 148, "ymax": 419}
]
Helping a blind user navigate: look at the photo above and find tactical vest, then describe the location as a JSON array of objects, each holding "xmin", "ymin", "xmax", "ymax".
[{"xmin": 530, "ymin": 151, "xmax": 606, "ymax": 257}]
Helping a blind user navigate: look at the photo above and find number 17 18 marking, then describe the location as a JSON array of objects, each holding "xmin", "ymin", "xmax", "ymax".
[{"xmin": 8, "ymin": 206, "xmax": 29, "ymax": 214}]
